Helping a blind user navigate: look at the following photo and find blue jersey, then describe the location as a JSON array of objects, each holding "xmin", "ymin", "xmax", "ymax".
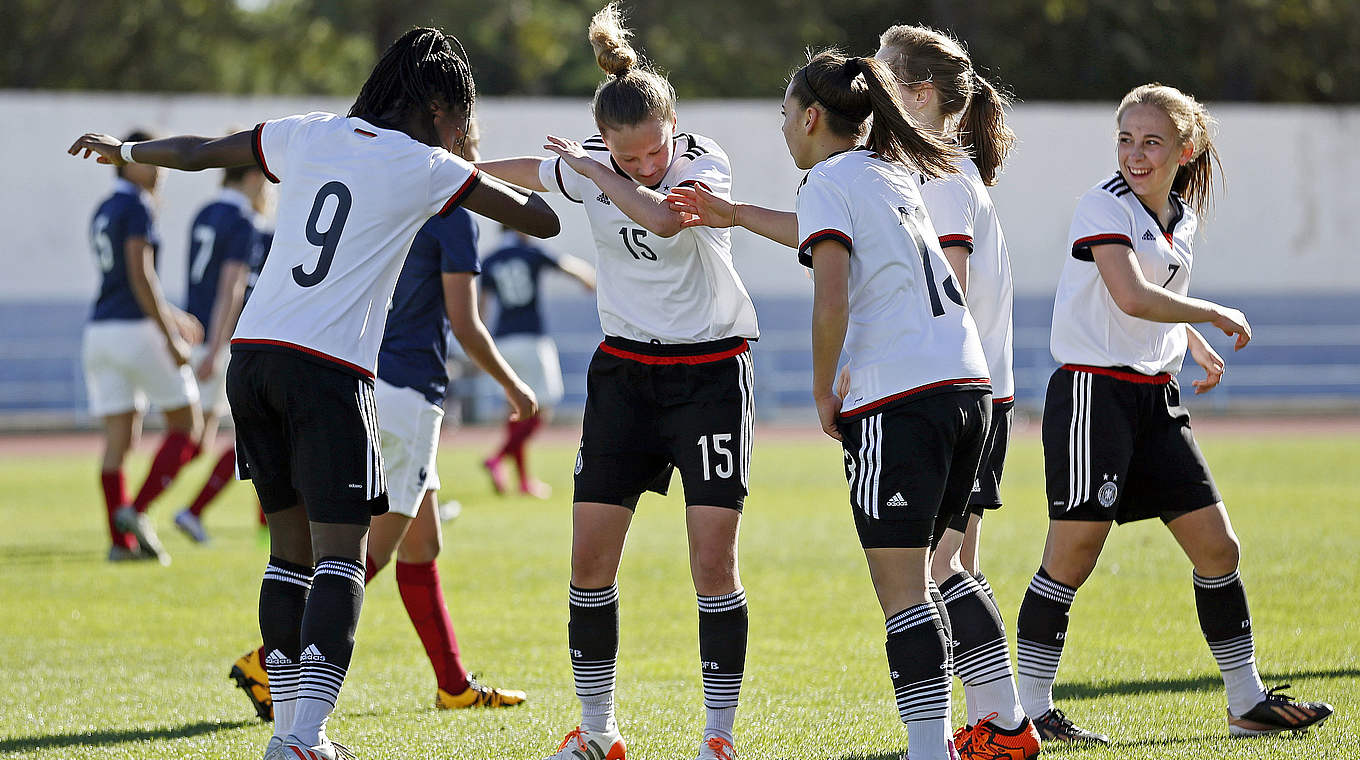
[
  {"xmin": 243, "ymin": 229, "xmax": 273, "ymax": 305},
  {"xmin": 89, "ymin": 179, "xmax": 160, "ymax": 321},
  {"xmin": 376, "ymin": 209, "xmax": 481, "ymax": 405},
  {"xmin": 481, "ymin": 241, "xmax": 561, "ymax": 337},
  {"xmin": 184, "ymin": 189, "xmax": 259, "ymax": 328}
]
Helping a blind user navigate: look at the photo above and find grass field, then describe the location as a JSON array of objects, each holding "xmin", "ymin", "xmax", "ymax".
[{"xmin": 1, "ymin": 428, "xmax": 1356, "ymax": 759}]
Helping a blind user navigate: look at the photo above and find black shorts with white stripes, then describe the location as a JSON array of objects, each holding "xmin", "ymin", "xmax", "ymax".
[
  {"xmin": 227, "ymin": 348, "xmax": 388, "ymax": 524},
  {"xmin": 841, "ymin": 390, "xmax": 991, "ymax": 550},
  {"xmin": 574, "ymin": 336, "xmax": 755, "ymax": 511},
  {"xmin": 1042, "ymin": 365, "xmax": 1220, "ymax": 523},
  {"xmin": 949, "ymin": 397, "xmax": 1015, "ymax": 532}
]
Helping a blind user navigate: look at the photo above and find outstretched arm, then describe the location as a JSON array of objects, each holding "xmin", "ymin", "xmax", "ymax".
[
  {"xmin": 68, "ymin": 131, "xmax": 256, "ymax": 171},
  {"xmin": 665, "ymin": 185, "xmax": 798, "ymax": 248},
  {"xmin": 461, "ymin": 174, "xmax": 560, "ymax": 239},
  {"xmin": 476, "ymin": 157, "xmax": 550, "ymax": 193},
  {"xmin": 544, "ymin": 135, "xmax": 687, "ymax": 238},
  {"xmin": 1092, "ymin": 243, "xmax": 1251, "ymax": 350}
]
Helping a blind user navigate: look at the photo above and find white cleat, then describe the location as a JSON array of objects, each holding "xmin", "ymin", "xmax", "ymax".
[
  {"xmin": 262, "ymin": 736, "xmax": 287, "ymax": 760},
  {"xmin": 114, "ymin": 505, "xmax": 170, "ymax": 565},
  {"xmin": 696, "ymin": 736, "xmax": 736, "ymax": 760},
  {"xmin": 282, "ymin": 736, "xmax": 356, "ymax": 760},
  {"xmin": 173, "ymin": 508, "xmax": 210, "ymax": 543},
  {"xmin": 543, "ymin": 725, "xmax": 626, "ymax": 760}
]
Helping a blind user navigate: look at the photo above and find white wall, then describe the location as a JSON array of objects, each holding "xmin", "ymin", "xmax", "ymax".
[{"xmin": 2, "ymin": 91, "xmax": 1357, "ymax": 303}]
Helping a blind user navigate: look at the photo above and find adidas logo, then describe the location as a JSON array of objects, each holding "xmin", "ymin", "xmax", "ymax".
[
  {"xmin": 1142, "ymin": 229, "xmax": 1156, "ymax": 241},
  {"xmin": 299, "ymin": 644, "xmax": 326, "ymax": 663},
  {"xmin": 596, "ymin": 192, "xmax": 611, "ymax": 206},
  {"xmin": 886, "ymin": 492, "xmax": 909, "ymax": 507},
  {"xmin": 264, "ymin": 649, "xmax": 290, "ymax": 666}
]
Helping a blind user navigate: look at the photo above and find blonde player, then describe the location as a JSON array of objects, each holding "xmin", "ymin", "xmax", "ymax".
[{"xmin": 477, "ymin": 5, "xmax": 757, "ymax": 759}]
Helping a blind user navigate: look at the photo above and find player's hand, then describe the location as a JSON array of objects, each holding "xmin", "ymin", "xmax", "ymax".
[
  {"xmin": 814, "ymin": 392, "xmax": 843, "ymax": 442},
  {"xmin": 68, "ymin": 133, "xmax": 125, "ymax": 166},
  {"xmin": 835, "ymin": 366, "xmax": 851, "ymax": 401},
  {"xmin": 665, "ymin": 185, "xmax": 736, "ymax": 229},
  {"xmin": 1210, "ymin": 306, "xmax": 1251, "ymax": 351},
  {"xmin": 195, "ymin": 351, "xmax": 219, "ymax": 382},
  {"xmin": 166, "ymin": 335, "xmax": 192, "ymax": 367},
  {"xmin": 172, "ymin": 309, "xmax": 205, "ymax": 345},
  {"xmin": 1187, "ymin": 332, "xmax": 1225, "ymax": 395},
  {"xmin": 505, "ymin": 381, "xmax": 539, "ymax": 422},
  {"xmin": 543, "ymin": 135, "xmax": 600, "ymax": 177}
]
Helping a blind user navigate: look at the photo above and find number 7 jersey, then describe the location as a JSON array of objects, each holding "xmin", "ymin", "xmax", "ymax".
[
  {"xmin": 536, "ymin": 132, "xmax": 758, "ymax": 344},
  {"xmin": 232, "ymin": 112, "xmax": 480, "ymax": 378}
]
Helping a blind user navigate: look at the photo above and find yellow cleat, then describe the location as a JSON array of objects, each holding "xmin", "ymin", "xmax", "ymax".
[
  {"xmin": 436, "ymin": 676, "xmax": 527, "ymax": 709},
  {"xmin": 229, "ymin": 646, "xmax": 273, "ymax": 722}
]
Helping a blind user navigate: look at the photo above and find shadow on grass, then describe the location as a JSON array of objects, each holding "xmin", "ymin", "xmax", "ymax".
[
  {"xmin": 0, "ymin": 545, "xmax": 110, "ymax": 565},
  {"xmin": 1054, "ymin": 667, "xmax": 1360, "ymax": 700},
  {"xmin": 0, "ymin": 719, "xmax": 254, "ymax": 752}
]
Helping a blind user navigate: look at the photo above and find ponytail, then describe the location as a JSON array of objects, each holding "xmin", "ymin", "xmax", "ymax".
[
  {"xmin": 349, "ymin": 27, "xmax": 475, "ymax": 131},
  {"xmin": 957, "ymin": 71, "xmax": 1015, "ymax": 186},
  {"xmin": 790, "ymin": 50, "xmax": 960, "ymax": 179},
  {"xmin": 588, "ymin": 3, "xmax": 676, "ymax": 131},
  {"xmin": 1117, "ymin": 83, "xmax": 1221, "ymax": 215}
]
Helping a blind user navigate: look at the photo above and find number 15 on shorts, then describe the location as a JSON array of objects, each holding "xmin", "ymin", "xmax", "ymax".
[{"xmin": 697, "ymin": 434, "xmax": 734, "ymax": 480}]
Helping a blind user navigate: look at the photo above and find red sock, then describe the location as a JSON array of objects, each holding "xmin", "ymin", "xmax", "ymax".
[
  {"xmin": 395, "ymin": 560, "xmax": 468, "ymax": 694},
  {"xmin": 365, "ymin": 554, "xmax": 380, "ymax": 584},
  {"xmin": 100, "ymin": 469, "xmax": 136, "ymax": 550},
  {"xmin": 491, "ymin": 419, "xmax": 516, "ymax": 460},
  {"xmin": 508, "ymin": 416, "xmax": 543, "ymax": 482},
  {"xmin": 131, "ymin": 431, "xmax": 199, "ymax": 512},
  {"xmin": 188, "ymin": 447, "xmax": 236, "ymax": 516}
]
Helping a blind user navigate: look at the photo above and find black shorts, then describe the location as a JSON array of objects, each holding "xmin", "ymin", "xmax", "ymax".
[
  {"xmin": 574, "ymin": 336, "xmax": 754, "ymax": 511},
  {"xmin": 1043, "ymin": 364, "xmax": 1220, "ymax": 524},
  {"xmin": 841, "ymin": 390, "xmax": 991, "ymax": 550},
  {"xmin": 949, "ymin": 397, "xmax": 1014, "ymax": 532},
  {"xmin": 227, "ymin": 348, "xmax": 388, "ymax": 524}
]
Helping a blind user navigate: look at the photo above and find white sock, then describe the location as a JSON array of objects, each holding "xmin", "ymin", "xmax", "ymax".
[
  {"xmin": 705, "ymin": 706, "xmax": 736, "ymax": 743},
  {"xmin": 968, "ymin": 679, "xmax": 1026, "ymax": 730},
  {"xmin": 288, "ymin": 696, "xmax": 331, "ymax": 747},
  {"xmin": 1223, "ymin": 663, "xmax": 1267, "ymax": 716},
  {"xmin": 581, "ymin": 695, "xmax": 615, "ymax": 734},
  {"xmin": 1017, "ymin": 674, "xmax": 1055, "ymax": 720},
  {"xmin": 272, "ymin": 698, "xmax": 295, "ymax": 742},
  {"xmin": 906, "ymin": 718, "xmax": 951, "ymax": 760}
]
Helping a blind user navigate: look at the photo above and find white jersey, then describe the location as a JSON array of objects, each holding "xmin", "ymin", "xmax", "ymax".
[
  {"xmin": 232, "ymin": 112, "xmax": 480, "ymax": 378},
  {"xmin": 917, "ymin": 158, "xmax": 1015, "ymax": 400},
  {"xmin": 536, "ymin": 132, "xmax": 758, "ymax": 343},
  {"xmin": 1051, "ymin": 172, "xmax": 1198, "ymax": 375},
  {"xmin": 796, "ymin": 149, "xmax": 989, "ymax": 419}
]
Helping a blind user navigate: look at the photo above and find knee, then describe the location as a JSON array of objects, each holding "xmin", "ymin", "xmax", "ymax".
[
  {"xmin": 1197, "ymin": 534, "xmax": 1241, "ymax": 576},
  {"xmin": 693, "ymin": 555, "xmax": 739, "ymax": 596},
  {"xmin": 396, "ymin": 532, "xmax": 441, "ymax": 565},
  {"xmin": 1042, "ymin": 551, "xmax": 1099, "ymax": 589}
]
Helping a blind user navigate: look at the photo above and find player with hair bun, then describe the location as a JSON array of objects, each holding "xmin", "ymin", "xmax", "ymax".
[
  {"xmin": 69, "ymin": 26, "xmax": 558, "ymax": 760},
  {"xmin": 1013, "ymin": 83, "xmax": 1334, "ymax": 743},
  {"xmin": 478, "ymin": 4, "xmax": 758, "ymax": 759}
]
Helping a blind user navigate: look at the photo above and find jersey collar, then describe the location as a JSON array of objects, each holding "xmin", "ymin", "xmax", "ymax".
[
  {"xmin": 217, "ymin": 186, "xmax": 253, "ymax": 212},
  {"xmin": 113, "ymin": 177, "xmax": 145, "ymax": 199}
]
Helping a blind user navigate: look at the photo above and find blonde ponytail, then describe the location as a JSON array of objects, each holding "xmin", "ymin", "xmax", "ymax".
[{"xmin": 589, "ymin": 3, "xmax": 638, "ymax": 77}]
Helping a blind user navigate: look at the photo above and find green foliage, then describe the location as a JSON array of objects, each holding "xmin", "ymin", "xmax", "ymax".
[
  {"xmin": 0, "ymin": 432, "xmax": 1356, "ymax": 758},
  {"xmin": 3, "ymin": 0, "xmax": 1357, "ymax": 101}
]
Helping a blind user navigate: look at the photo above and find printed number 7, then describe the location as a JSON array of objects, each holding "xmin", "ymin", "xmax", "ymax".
[{"xmin": 1163, "ymin": 263, "xmax": 1180, "ymax": 287}]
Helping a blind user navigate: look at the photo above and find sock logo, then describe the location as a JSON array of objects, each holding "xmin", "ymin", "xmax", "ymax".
[
  {"xmin": 569, "ymin": 648, "xmax": 584, "ymax": 659},
  {"xmin": 886, "ymin": 492, "xmax": 909, "ymax": 508},
  {"xmin": 299, "ymin": 644, "xmax": 326, "ymax": 663},
  {"xmin": 264, "ymin": 649, "xmax": 291, "ymax": 666},
  {"xmin": 701, "ymin": 660, "xmax": 720, "ymax": 671}
]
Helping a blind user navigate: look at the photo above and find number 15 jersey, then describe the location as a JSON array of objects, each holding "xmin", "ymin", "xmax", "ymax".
[
  {"xmin": 536, "ymin": 132, "xmax": 758, "ymax": 344},
  {"xmin": 233, "ymin": 112, "xmax": 480, "ymax": 378}
]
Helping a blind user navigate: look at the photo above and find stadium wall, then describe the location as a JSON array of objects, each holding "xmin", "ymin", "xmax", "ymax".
[{"xmin": 1, "ymin": 92, "xmax": 1357, "ymax": 425}]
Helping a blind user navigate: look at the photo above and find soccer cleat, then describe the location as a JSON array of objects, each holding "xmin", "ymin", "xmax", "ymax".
[
  {"xmin": 543, "ymin": 725, "xmax": 626, "ymax": 760},
  {"xmin": 262, "ymin": 736, "xmax": 287, "ymax": 760},
  {"xmin": 954, "ymin": 713, "xmax": 1041, "ymax": 760},
  {"xmin": 282, "ymin": 736, "xmax": 356, "ymax": 760},
  {"xmin": 229, "ymin": 647, "xmax": 274, "ymax": 722},
  {"xmin": 1228, "ymin": 684, "xmax": 1334, "ymax": 736},
  {"xmin": 114, "ymin": 505, "xmax": 170, "ymax": 565},
  {"xmin": 520, "ymin": 478, "xmax": 553, "ymax": 499},
  {"xmin": 696, "ymin": 736, "xmax": 736, "ymax": 760},
  {"xmin": 436, "ymin": 676, "xmax": 527, "ymax": 708},
  {"xmin": 106, "ymin": 545, "xmax": 150, "ymax": 562},
  {"xmin": 1032, "ymin": 708, "xmax": 1109, "ymax": 744},
  {"xmin": 173, "ymin": 508, "xmax": 209, "ymax": 543}
]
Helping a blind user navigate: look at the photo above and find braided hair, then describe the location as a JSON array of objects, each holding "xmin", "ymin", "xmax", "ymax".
[{"xmin": 349, "ymin": 27, "xmax": 475, "ymax": 139}]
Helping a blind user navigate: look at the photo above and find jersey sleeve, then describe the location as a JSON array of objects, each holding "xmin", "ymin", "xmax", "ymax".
[
  {"xmin": 124, "ymin": 201, "xmax": 151, "ymax": 240},
  {"xmin": 536, "ymin": 157, "xmax": 589, "ymax": 204},
  {"xmin": 223, "ymin": 217, "xmax": 256, "ymax": 264},
  {"xmin": 918, "ymin": 174, "xmax": 977, "ymax": 252},
  {"xmin": 796, "ymin": 170, "xmax": 853, "ymax": 268},
  {"xmin": 673, "ymin": 146, "xmax": 732, "ymax": 198},
  {"xmin": 252, "ymin": 113, "xmax": 323, "ymax": 184},
  {"xmin": 1069, "ymin": 189, "xmax": 1135, "ymax": 261},
  {"xmin": 433, "ymin": 210, "xmax": 481, "ymax": 275},
  {"xmin": 429, "ymin": 150, "xmax": 482, "ymax": 218}
]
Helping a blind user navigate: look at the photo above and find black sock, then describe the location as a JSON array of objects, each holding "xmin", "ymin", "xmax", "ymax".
[
  {"xmin": 928, "ymin": 579, "xmax": 954, "ymax": 670},
  {"xmin": 973, "ymin": 571, "xmax": 999, "ymax": 612},
  {"xmin": 1015, "ymin": 566, "xmax": 1076, "ymax": 718},
  {"xmin": 292, "ymin": 555, "xmax": 365, "ymax": 741},
  {"xmin": 1194, "ymin": 569, "xmax": 1266, "ymax": 714},
  {"xmin": 886, "ymin": 602, "xmax": 951, "ymax": 756},
  {"xmin": 941, "ymin": 572, "xmax": 1023, "ymax": 727},
  {"xmin": 698, "ymin": 588, "xmax": 747, "ymax": 741},
  {"xmin": 570, "ymin": 584, "xmax": 619, "ymax": 731},
  {"xmin": 259, "ymin": 556, "xmax": 312, "ymax": 733}
]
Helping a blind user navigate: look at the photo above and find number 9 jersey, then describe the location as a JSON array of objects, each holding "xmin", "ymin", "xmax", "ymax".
[
  {"xmin": 232, "ymin": 112, "xmax": 480, "ymax": 378},
  {"xmin": 536, "ymin": 132, "xmax": 757, "ymax": 344}
]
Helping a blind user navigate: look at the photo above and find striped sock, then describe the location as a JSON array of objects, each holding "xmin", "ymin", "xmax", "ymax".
[
  {"xmin": 886, "ymin": 602, "xmax": 952, "ymax": 760},
  {"xmin": 973, "ymin": 572, "xmax": 999, "ymax": 612},
  {"xmin": 1194, "ymin": 569, "xmax": 1266, "ymax": 715},
  {"xmin": 291, "ymin": 557, "xmax": 365, "ymax": 746},
  {"xmin": 1015, "ymin": 567, "xmax": 1077, "ymax": 719},
  {"xmin": 259, "ymin": 557, "xmax": 312, "ymax": 741},
  {"xmin": 570, "ymin": 584, "xmax": 619, "ymax": 733},
  {"xmin": 698, "ymin": 588, "xmax": 747, "ymax": 743},
  {"xmin": 941, "ymin": 572, "xmax": 1024, "ymax": 729}
]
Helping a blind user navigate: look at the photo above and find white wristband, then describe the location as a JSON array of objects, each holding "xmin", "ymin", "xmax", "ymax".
[{"xmin": 120, "ymin": 142, "xmax": 139, "ymax": 163}]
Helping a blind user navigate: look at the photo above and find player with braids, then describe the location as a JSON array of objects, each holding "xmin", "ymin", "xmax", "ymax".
[
  {"xmin": 673, "ymin": 48, "xmax": 1003, "ymax": 760},
  {"xmin": 477, "ymin": 4, "xmax": 759, "ymax": 759},
  {"xmin": 871, "ymin": 25, "xmax": 1040, "ymax": 759},
  {"xmin": 1014, "ymin": 83, "xmax": 1334, "ymax": 743},
  {"xmin": 69, "ymin": 26, "xmax": 558, "ymax": 760}
]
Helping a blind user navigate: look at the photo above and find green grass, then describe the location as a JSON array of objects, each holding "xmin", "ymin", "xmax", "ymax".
[{"xmin": 1, "ymin": 430, "xmax": 1356, "ymax": 759}]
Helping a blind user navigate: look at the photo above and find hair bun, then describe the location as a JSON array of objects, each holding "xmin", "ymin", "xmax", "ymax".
[{"xmin": 589, "ymin": 3, "xmax": 639, "ymax": 77}]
